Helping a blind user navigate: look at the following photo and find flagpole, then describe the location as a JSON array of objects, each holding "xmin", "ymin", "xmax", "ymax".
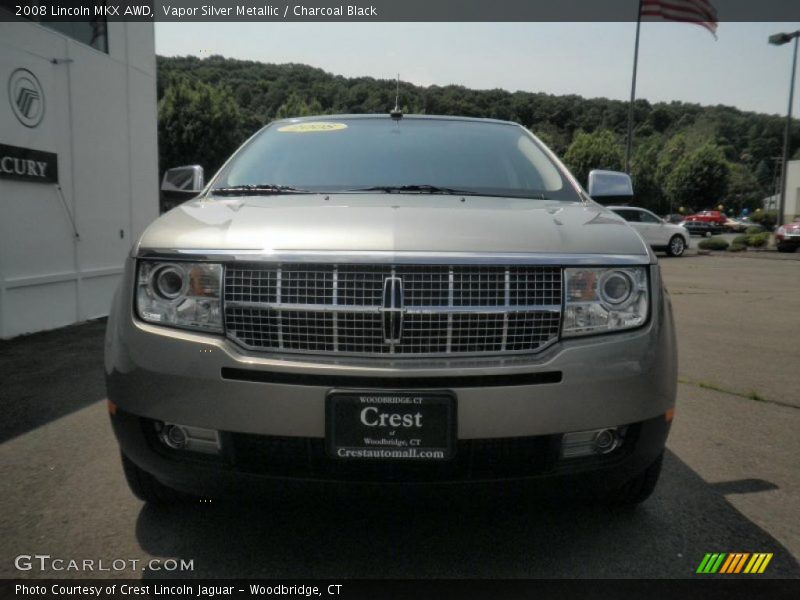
[{"xmin": 624, "ymin": 0, "xmax": 643, "ymax": 173}]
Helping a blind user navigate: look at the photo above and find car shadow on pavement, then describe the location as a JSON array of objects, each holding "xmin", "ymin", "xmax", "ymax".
[
  {"xmin": 134, "ymin": 450, "xmax": 800, "ymax": 579},
  {"xmin": 0, "ymin": 319, "xmax": 107, "ymax": 444}
]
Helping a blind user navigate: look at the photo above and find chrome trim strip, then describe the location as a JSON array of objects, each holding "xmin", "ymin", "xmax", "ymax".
[
  {"xmin": 409, "ymin": 305, "xmax": 562, "ymax": 314},
  {"xmin": 227, "ymin": 301, "xmax": 381, "ymax": 313},
  {"xmin": 501, "ymin": 267, "xmax": 510, "ymax": 352},
  {"xmin": 225, "ymin": 300, "xmax": 561, "ymax": 314},
  {"xmin": 276, "ymin": 267, "xmax": 284, "ymax": 350},
  {"xmin": 446, "ymin": 268, "xmax": 454, "ymax": 354},
  {"xmin": 227, "ymin": 334, "xmax": 561, "ymax": 359},
  {"xmin": 138, "ymin": 248, "xmax": 651, "ymax": 266},
  {"xmin": 332, "ymin": 266, "xmax": 339, "ymax": 353}
]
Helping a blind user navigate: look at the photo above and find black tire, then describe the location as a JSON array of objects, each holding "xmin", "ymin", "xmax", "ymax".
[
  {"xmin": 666, "ymin": 235, "xmax": 686, "ymax": 257},
  {"xmin": 777, "ymin": 245, "xmax": 797, "ymax": 253},
  {"xmin": 120, "ymin": 453, "xmax": 192, "ymax": 505},
  {"xmin": 606, "ymin": 452, "xmax": 664, "ymax": 506}
]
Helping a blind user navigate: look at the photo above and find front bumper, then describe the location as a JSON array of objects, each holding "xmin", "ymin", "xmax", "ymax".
[
  {"xmin": 110, "ymin": 408, "xmax": 671, "ymax": 496},
  {"xmin": 106, "ymin": 261, "xmax": 676, "ymax": 440},
  {"xmin": 776, "ymin": 235, "xmax": 800, "ymax": 248},
  {"xmin": 106, "ymin": 257, "xmax": 677, "ymax": 490}
]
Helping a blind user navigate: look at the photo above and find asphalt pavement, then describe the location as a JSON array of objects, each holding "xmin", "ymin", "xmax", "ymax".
[{"xmin": 0, "ymin": 254, "xmax": 798, "ymax": 579}]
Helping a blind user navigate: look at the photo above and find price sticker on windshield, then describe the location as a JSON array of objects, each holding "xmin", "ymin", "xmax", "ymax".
[{"xmin": 277, "ymin": 122, "xmax": 348, "ymax": 133}]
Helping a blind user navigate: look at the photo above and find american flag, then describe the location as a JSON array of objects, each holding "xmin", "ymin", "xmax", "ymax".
[{"xmin": 640, "ymin": 0, "xmax": 719, "ymax": 37}]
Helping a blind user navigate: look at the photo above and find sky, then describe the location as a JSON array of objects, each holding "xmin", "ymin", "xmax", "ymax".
[{"xmin": 155, "ymin": 22, "xmax": 800, "ymax": 116}]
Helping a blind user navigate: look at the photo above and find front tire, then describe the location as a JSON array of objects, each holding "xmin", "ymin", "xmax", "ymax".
[
  {"xmin": 120, "ymin": 453, "xmax": 193, "ymax": 505},
  {"xmin": 667, "ymin": 235, "xmax": 686, "ymax": 257}
]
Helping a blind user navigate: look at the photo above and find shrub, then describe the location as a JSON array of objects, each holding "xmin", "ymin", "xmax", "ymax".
[
  {"xmin": 698, "ymin": 237, "xmax": 730, "ymax": 251},
  {"xmin": 749, "ymin": 210, "xmax": 777, "ymax": 230},
  {"xmin": 728, "ymin": 243, "xmax": 746, "ymax": 252},
  {"xmin": 746, "ymin": 232, "xmax": 770, "ymax": 248},
  {"xmin": 733, "ymin": 235, "xmax": 749, "ymax": 246},
  {"xmin": 745, "ymin": 225, "xmax": 763, "ymax": 235}
]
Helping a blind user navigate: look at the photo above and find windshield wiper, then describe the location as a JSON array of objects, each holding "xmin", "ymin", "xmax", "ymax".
[
  {"xmin": 345, "ymin": 185, "xmax": 551, "ymax": 199},
  {"xmin": 345, "ymin": 184, "xmax": 476, "ymax": 195},
  {"xmin": 211, "ymin": 184, "xmax": 311, "ymax": 196}
]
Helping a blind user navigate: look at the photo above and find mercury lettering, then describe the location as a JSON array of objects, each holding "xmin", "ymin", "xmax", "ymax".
[{"xmin": 0, "ymin": 157, "xmax": 47, "ymax": 178}]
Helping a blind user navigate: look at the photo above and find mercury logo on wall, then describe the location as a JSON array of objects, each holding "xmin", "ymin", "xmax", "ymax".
[{"xmin": 8, "ymin": 68, "xmax": 45, "ymax": 128}]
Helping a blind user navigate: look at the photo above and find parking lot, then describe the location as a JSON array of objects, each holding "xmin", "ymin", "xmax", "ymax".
[{"xmin": 1, "ymin": 254, "xmax": 798, "ymax": 579}]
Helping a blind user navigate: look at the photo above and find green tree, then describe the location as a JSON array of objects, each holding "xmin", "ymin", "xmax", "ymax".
[
  {"xmin": 153, "ymin": 55, "xmax": 800, "ymax": 196},
  {"xmin": 275, "ymin": 92, "xmax": 323, "ymax": 119},
  {"xmin": 726, "ymin": 162, "xmax": 763, "ymax": 213},
  {"xmin": 158, "ymin": 78, "xmax": 243, "ymax": 176},
  {"xmin": 665, "ymin": 143, "xmax": 730, "ymax": 209},
  {"xmin": 655, "ymin": 133, "xmax": 688, "ymax": 192},
  {"xmin": 754, "ymin": 160, "xmax": 771, "ymax": 187},
  {"xmin": 630, "ymin": 135, "xmax": 665, "ymax": 213},
  {"xmin": 563, "ymin": 129, "xmax": 624, "ymax": 186},
  {"xmin": 531, "ymin": 121, "xmax": 570, "ymax": 155}
]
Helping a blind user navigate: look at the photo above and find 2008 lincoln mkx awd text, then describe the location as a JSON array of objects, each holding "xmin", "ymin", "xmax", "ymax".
[{"xmin": 105, "ymin": 114, "xmax": 677, "ymax": 505}]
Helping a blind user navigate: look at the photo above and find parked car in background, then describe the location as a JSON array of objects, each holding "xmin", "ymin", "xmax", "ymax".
[
  {"xmin": 106, "ymin": 114, "xmax": 677, "ymax": 508},
  {"xmin": 722, "ymin": 218, "xmax": 749, "ymax": 233},
  {"xmin": 776, "ymin": 218, "xmax": 800, "ymax": 252},
  {"xmin": 684, "ymin": 210, "xmax": 727, "ymax": 226},
  {"xmin": 680, "ymin": 219, "xmax": 722, "ymax": 237},
  {"xmin": 739, "ymin": 218, "xmax": 765, "ymax": 232},
  {"xmin": 610, "ymin": 206, "xmax": 689, "ymax": 256}
]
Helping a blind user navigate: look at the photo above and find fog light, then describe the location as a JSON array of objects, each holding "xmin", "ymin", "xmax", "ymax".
[
  {"xmin": 561, "ymin": 427, "xmax": 622, "ymax": 459},
  {"xmin": 593, "ymin": 429, "xmax": 619, "ymax": 454},
  {"xmin": 162, "ymin": 424, "xmax": 187, "ymax": 449},
  {"xmin": 157, "ymin": 422, "xmax": 220, "ymax": 454}
]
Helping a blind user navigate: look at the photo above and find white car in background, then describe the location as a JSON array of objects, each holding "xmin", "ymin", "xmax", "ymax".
[{"xmin": 609, "ymin": 206, "xmax": 689, "ymax": 257}]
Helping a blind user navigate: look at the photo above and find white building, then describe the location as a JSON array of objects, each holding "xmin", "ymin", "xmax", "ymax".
[
  {"xmin": 0, "ymin": 16, "xmax": 158, "ymax": 338},
  {"xmin": 764, "ymin": 160, "xmax": 800, "ymax": 222},
  {"xmin": 783, "ymin": 160, "xmax": 800, "ymax": 222}
]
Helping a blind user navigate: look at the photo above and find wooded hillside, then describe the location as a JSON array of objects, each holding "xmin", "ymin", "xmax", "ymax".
[{"xmin": 157, "ymin": 55, "xmax": 800, "ymax": 214}]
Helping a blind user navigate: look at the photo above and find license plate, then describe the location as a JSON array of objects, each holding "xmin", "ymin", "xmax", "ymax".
[{"xmin": 326, "ymin": 391, "xmax": 456, "ymax": 461}]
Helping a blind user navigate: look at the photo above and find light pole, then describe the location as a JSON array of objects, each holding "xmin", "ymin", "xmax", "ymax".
[{"xmin": 769, "ymin": 30, "xmax": 800, "ymax": 229}]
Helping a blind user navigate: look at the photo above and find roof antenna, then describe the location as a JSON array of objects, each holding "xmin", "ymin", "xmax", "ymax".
[{"xmin": 390, "ymin": 73, "xmax": 403, "ymax": 119}]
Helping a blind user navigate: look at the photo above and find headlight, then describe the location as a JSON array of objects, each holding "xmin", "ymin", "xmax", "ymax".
[
  {"xmin": 136, "ymin": 261, "xmax": 223, "ymax": 332},
  {"xmin": 562, "ymin": 267, "xmax": 648, "ymax": 337}
]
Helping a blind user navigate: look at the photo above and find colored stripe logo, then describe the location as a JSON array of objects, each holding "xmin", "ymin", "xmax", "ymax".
[{"xmin": 696, "ymin": 553, "xmax": 773, "ymax": 574}]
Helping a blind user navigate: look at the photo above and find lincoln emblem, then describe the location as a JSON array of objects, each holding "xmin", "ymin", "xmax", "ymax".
[{"xmin": 381, "ymin": 276, "xmax": 404, "ymax": 344}]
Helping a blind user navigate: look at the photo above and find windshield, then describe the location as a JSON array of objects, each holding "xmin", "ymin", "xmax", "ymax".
[{"xmin": 211, "ymin": 117, "xmax": 580, "ymax": 201}]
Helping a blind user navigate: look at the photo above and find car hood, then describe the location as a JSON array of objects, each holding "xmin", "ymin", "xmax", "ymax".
[{"xmin": 137, "ymin": 194, "xmax": 649, "ymax": 257}]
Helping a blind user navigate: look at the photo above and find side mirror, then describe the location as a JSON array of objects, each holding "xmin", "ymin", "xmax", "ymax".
[
  {"xmin": 587, "ymin": 170, "xmax": 634, "ymax": 204},
  {"xmin": 161, "ymin": 165, "xmax": 204, "ymax": 195}
]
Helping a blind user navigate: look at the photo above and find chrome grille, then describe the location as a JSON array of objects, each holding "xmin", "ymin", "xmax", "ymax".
[{"xmin": 224, "ymin": 264, "xmax": 562, "ymax": 356}]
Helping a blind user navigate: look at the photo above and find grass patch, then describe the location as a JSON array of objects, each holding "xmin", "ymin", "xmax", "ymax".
[{"xmin": 679, "ymin": 378, "xmax": 794, "ymax": 408}]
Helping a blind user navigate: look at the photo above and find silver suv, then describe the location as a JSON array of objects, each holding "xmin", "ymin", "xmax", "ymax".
[{"xmin": 105, "ymin": 115, "xmax": 677, "ymax": 505}]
